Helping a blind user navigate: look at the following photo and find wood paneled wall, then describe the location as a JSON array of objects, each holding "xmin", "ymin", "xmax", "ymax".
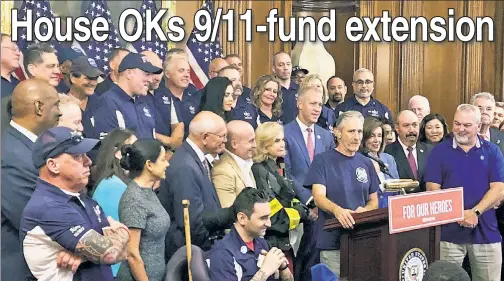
[{"xmin": 173, "ymin": 0, "xmax": 503, "ymax": 125}]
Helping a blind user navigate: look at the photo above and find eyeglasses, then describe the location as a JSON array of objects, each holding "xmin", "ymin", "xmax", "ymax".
[
  {"xmin": 353, "ymin": 80, "xmax": 374, "ymax": 86},
  {"xmin": 207, "ymin": 132, "xmax": 227, "ymax": 140}
]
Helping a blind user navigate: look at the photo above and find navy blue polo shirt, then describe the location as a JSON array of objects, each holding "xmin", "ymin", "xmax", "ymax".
[
  {"xmin": 424, "ymin": 137, "xmax": 504, "ymax": 244},
  {"xmin": 1, "ymin": 75, "xmax": 19, "ymax": 98},
  {"xmin": 137, "ymin": 88, "xmax": 183, "ymax": 136},
  {"xmin": 82, "ymin": 94, "xmax": 100, "ymax": 138},
  {"xmin": 334, "ymin": 95, "xmax": 393, "ymax": 121},
  {"xmin": 317, "ymin": 106, "xmax": 336, "ymax": 131},
  {"xmin": 92, "ymin": 84, "xmax": 156, "ymax": 140},
  {"xmin": 281, "ymin": 81, "xmax": 299, "ymax": 124},
  {"xmin": 236, "ymin": 86, "xmax": 252, "ymax": 108},
  {"xmin": 304, "ymin": 149, "xmax": 379, "ymax": 250},
  {"xmin": 20, "ymin": 179, "xmax": 114, "ymax": 281},
  {"xmin": 232, "ymin": 106, "xmax": 283, "ymax": 129},
  {"xmin": 209, "ymin": 225, "xmax": 276, "ymax": 281},
  {"xmin": 94, "ymin": 76, "xmax": 114, "ymax": 96},
  {"xmin": 169, "ymin": 88, "xmax": 202, "ymax": 136}
]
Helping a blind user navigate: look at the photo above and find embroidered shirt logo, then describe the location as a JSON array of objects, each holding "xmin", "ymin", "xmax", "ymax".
[{"xmin": 356, "ymin": 167, "xmax": 368, "ymax": 183}]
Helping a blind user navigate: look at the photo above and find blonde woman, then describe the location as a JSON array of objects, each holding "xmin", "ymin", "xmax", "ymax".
[
  {"xmin": 251, "ymin": 122, "xmax": 309, "ymax": 274},
  {"xmin": 299, "ymin": 74, "xmax": 337, "ymax": 131},
  {"xmin": 233, "ymin": 75, "xmax": 283, "ymax": 129}
]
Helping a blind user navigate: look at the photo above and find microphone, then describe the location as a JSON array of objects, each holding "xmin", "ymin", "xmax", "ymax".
[{"xmin": 361, "ymin": 149, "xmax": 393, "ymax": 178}]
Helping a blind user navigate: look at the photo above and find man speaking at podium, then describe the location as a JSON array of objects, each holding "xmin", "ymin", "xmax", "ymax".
[
  {"xmin": 425, "ymin": 104, "xmax": 504, "ymax": 281},
  {"xmin": 303, "ymin": 111, "xmax": 379, "ymax": 276}
]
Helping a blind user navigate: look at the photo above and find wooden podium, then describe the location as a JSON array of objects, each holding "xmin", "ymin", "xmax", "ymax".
[{"xmin": 324, "ymin": 208, "xmax": 440, "ymax": 281}]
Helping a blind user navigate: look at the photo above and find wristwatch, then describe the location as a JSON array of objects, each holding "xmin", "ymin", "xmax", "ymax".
[{"xmin": 473, "ymin": 208, "xmax": 481, "ymax": 217}]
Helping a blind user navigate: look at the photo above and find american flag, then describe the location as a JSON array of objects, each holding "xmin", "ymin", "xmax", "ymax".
[
  {"xmin": 132, "ymin": 0, "xmax": 167, "ymax": 62},
  {"xmin": 14, "ymin": 0, "xmax": 61, "ymax": 80},
  {"xmin": 81, "ymin": 0, "xmax": 121, "ymax": 75},
  {"xmin": 185, "ymin": 0, "xmax": 224, "ymax": 89}
]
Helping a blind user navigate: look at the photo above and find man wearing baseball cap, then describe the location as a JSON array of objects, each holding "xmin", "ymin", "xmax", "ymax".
[
  {"xmin": 20, "ymin": 127, "xmax": 130, "ymax": 281},
  {"xmin": 56, "ymin": 46, "xmax": 85, "ymax": 94},
  {"xmin": 92, "ymin": 53, "xmax": 162, "ymax": 140},
  {"xmin": 67, "ymin": 56, "xmax": 103, "ymax": 138},
  {"xmin": 292, "ymin": 66, "xmax": 309, "ymax": 85}
]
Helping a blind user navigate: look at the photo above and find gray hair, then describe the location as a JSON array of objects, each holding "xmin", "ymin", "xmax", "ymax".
[
  {"xmin": 335, "ymin": 111, "xmax": 364, "ymax": 129},
  {"xmin": 163, "ymin": 48, "xmax": 188, "ymax": 71},
  {"xmin": 408, "ymin": 95, "xmax": 430, "ymax": 108},
  {"xmin": 353, "ymin": 68, "xmax": 373, "ymax": 81},
  {"xmin": 470, "ymin": 92, "xmax": 496, "ymax": 106},
  {"xmin": 456, "ymin": 104, "xmax": 481, "ymax": 124}
]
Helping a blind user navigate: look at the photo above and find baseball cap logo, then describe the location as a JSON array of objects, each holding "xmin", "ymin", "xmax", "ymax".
[
  {"xmin": 141, "ymin": 56, "xmax": 148, "ymax": 63},
  {"xmin": 88, "ymin": 58, "xmax": 98, "ymax": 68},
  {"xmin": 71, "ymin": 46, "xmax": 83, "ymax": 54}
]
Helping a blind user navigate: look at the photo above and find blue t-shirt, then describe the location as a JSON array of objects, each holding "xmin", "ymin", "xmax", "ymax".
[
  {"xmin": 20, "ymin": 179, "xmax": 114, "ymax": 281},
  {"xmin": 92, "ymin": 84, "xmax": 156, "ymax": 140},
  {"xmin": 169, "ymin": 88, "xmax": 203, "ymax": 137},
  {"xmin": 82, "ymin": 94, "xmax": 100, "ymax": 139},
  {"xmin": 424, "ymin": 137, "xmax": 504, "ymax": 244},
  {"xmin": 209, "ymin": 225, "xmax": 276, "ymax": 281},
  {"xmin": 137, "ymin": 89, "xmax": 183, "ymax": 137},
  {"xmin": 334, "ymin": 95, "xmax": 393, "ymax": 122},
  {"xmin": 303, "ymin": 149, "xmax": 379, "ymax": 250},
  {"xmin": 92, "ymin": 175, "xmax": 128, "ymax": 277}
]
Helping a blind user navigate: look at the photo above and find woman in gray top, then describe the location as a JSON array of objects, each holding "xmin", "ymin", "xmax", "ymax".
[{"xmin": 117, "ymin": 139, "xmax": 170, "ymax": 281}]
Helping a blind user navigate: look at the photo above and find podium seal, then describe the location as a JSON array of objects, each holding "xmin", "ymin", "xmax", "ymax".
[{"xmin": 399, "ymin": 248, "xmax": 428, "ymax": 281}]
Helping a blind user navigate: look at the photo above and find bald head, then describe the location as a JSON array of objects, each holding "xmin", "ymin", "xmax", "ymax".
[
  {"xmin": 209, "ymin": 58, "xmax": 229, "ymax": 79},
  {"xmin": 141, "ymin": 51, "xmax": 163, "ymax": 91},
  {"xmin": 226, "ymin": 120, "xmax": 256, "ymax": 160},
  {"xmin": 189, "ymin": 111, "xmax": 228, "ymax": 154},
  {"xmin": 395, "ymin": 110, "xmax": 419, "ymax": 146},
  {"xmin": 11, "ymin": 79, "xmax": 61, "ymax": 135}
]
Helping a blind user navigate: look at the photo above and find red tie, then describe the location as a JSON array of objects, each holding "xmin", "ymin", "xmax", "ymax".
[
  {"xmin": 407, "ymin": 146, "xmax": 418, "ymax": 179},
  {"xmin": 307, "ymin": 128, "xmax": 314, "ymax": 162}
]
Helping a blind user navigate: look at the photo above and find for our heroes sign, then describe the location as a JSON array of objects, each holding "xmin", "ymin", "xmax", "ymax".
[{"xmin": 388, "ymin": 188, "xmax": 464, "ymax": 234}]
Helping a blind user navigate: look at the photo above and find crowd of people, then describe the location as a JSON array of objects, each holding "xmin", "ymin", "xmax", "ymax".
[{"xmin": 2, "ymin": 31, "xmax": 504, "ymax": 281}]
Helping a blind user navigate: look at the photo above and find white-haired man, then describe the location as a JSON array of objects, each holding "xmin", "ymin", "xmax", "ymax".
[{"xmin": 408, "ymin": 95, "xmax": 431, "ymax": 121}]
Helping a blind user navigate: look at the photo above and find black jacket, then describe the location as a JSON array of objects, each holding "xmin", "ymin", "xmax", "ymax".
[{"xmin": 252, "ymin": 159, "xmax": 308, "ymax": 251}]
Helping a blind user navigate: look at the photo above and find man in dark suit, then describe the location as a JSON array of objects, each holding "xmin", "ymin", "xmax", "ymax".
[
  {"xmin": 470, "ymin": 92, "xmax": 504, "ymax": 155},
  {"xmin": 284, "ymin": 85, "xmax": 335, "ymax": 281},
  {"xmin": 158, "ymin": 111, "xmax": 227, "ymax": 260},
  {"xmin": 385, "ymin": 110, "xmax": 433, "ymax": 192},
  {"xmin": 1, "ymin": 79, "xmax": 61, "ymax": 281}
]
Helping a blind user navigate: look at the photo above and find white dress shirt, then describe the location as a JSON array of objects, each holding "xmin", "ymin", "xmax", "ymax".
[
  {"xmin": 398, "ymin": 138, "xmax": 418, "ymax": 167},
  {"xmin": 186, "ymin": 138, "xmax": 206, "ymax": 163},
  {"xmin": 296, "ymin": 117, "xmax": 315, "ymax": 147},
  {"xmin": 10, "ymin": 120, "xmax": 37, "ymax": 143},
  {"xmin": 228, "ymin": 150, "xmax": 255, "ymax": 188}
]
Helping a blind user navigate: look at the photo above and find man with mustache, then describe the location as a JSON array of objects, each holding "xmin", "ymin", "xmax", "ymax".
[
  {"xmin": 326, "ymin": 76, "xmax": 346, "ymax": 111},
  {"xmin": 66, "ymin": 56, "xmax": 103, "ymax": 138},
  {"xmin": 334, "ymin": 68, "xmax": 393, "ymax": 122},
  {"xmin": 471, "ymin": 92, "xmax": 504, "ymax": 155},
  {"xmin": 304, "ymin": 111, "xmax": 379, "ymax": 276},
  {"xmin": 425, "ymin": 104, "xmax": 504, "ymax": 281},
  {"xmin": 208, "ymin": 57, "xmax": 229, "ymax": 79},
  {"xmin": 2, "ymin": 79, "xmax": 62, "ymax": 281},
  {"xmin": 92, "ymin": 53, "xmax": 162, "ymax": 140},
  {"xmin": 385, "ymin": 110, "xmax": 433, "ymax": 192}
]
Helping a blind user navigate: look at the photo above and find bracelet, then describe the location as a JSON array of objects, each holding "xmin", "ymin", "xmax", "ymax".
[{"xmin": 279, "ymin": 263, "xmax": 289, "ymax": 271}]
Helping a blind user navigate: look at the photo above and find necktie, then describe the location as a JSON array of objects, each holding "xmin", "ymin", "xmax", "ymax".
[
  {"xmin": 202, "ymin": 159, "xmax": 211, "ymax": 181},
  {"xmin": 407, "ymin": 146, "xmax": 418, "ymax": 179},
  {"xmin": 307, "ymin": 128, "xmax": 315, "ymax": 162}
]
